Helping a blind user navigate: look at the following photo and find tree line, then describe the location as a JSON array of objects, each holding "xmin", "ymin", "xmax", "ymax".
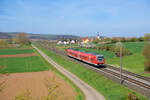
[
  {"xmin": 0, "ymin": 32, "xmax": 30, "ymax": 48},
  {"xmin": 93, "ymin": 33, "xmax": 150, "ymax": 44}
]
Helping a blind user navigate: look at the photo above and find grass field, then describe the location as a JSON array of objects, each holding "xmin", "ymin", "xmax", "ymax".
[
  {"xmin": 106, "ymin": 42, "xmax": 150, "ymax": 77},
  {"xmin": 0, "ymin": 49, "xmax": 34, "ymax": 55},
  {"xmin": 122, "ymin": 42, "xmax": 146, "ymax": 53},
  {"xmin": 0, "ymin": 56, "xmax": 49, "ymax": 73},
  {"xmin": 73, "ymin": 42, "xmax": 150, "ymax": 77},
  {"xmin": 0, "ymin": 48, "xmax": 49, "ymax": 73},
  {"xmin": 0, "ymin": 48, "xmax": 48, "ymax": 73},
  {"xmin": 35, "ymin": 43, "xmax": 148, "ymax": 100}
]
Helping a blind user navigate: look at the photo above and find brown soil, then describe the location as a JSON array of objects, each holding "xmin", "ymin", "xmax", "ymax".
[
  {"xmin": 0, "ymin": 71, "xmax": 76, "ymax": 100},
  {"xmin": 0, "ymin": 53, "xmax": 38, "ymax": 58}
]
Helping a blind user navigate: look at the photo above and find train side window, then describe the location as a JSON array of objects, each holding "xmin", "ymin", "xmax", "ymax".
[{"xmin": 80, "ymin": 55, "xmax": 82, "ymax": 58}]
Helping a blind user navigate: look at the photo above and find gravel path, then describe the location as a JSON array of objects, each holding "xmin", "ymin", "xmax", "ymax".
[{"xmin": 33, "ymin": 45, "xmax": 105, "ymax": 100}]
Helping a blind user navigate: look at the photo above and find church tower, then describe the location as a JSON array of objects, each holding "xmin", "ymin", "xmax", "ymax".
[{"xmin": 97, "ymin": 33, "xmax": 101, "ymax": 40}]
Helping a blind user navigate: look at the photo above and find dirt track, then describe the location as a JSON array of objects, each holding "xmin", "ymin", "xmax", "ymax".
[
  {"xmin": 0, "ymin": 53, "xmax": 38, "ymax": 58},
  {"xmin": 0, "ymin": 71, "xmax": 76, "ymax": 100}
]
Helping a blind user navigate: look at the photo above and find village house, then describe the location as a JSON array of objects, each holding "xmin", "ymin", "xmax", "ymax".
[{"xmin": 57, "ymin": 39, "xmax": 76, "ymax": 45}]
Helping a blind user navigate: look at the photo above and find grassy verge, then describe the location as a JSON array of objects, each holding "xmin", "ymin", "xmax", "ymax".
[{"xmin": 34, "ymin": 43, "xmax": 148, "ymax": 100}]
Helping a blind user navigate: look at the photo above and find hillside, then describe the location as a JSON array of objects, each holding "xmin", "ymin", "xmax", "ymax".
[{"xmin": 0, "ymin": 32, "xmax": 80, "ymax": 40}]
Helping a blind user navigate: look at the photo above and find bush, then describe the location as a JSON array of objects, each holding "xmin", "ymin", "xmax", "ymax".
[
  {"xmin": 130, "ymin": 38, "xmax": 137, "ymax": 42},
  {"xmin": 16, "ymin": 32, "xmax": 30, "ymax": 45},
  {"xmin": 96, "ymin": 44, "xmax": 133, "ymax": 56},
  {"xmin": 144, "ymin": 61, "xmax": 150, "ymax": 72},
  {"xmin": 120, "ymin": 37, "xmax": 126, "ymax": 42},
  {"xmin": 127, "ymin": 93, "xmax": 139, "ymax": 100},
  {"xmin": 109, "ymin": 46, "xmax": 116, "ymax": 52},
  {"xmin": 92, "ymin": 38, "xmax": 101, "ymax": 44},
  {"xmin": 144, "ymin": 33, "xmax": 150, "ymax": 41},
  {"xmin": 111, "ymin": 39, "xmax": 119, "ymax": 43},
  {"xmin": 97, "ymin": 45, "xmax": 113, "ymax": 51},
  {"xmin": 143, "ymin": 44, "xmax": 150, "ymax": 59},
  {"xmin": 114, "ymin": 47, "xmax": 133, "ymax": 56},
  {"xmin": 0, "ymin": 40, "xmax": 8, "ymax": 48},
  {"xmin": 137, "ymin": 37, "xmax": 144, "ymax": 42},
  {"xmin": 143, "ymin": 44, "xmax": 150, "ymax": 72}
]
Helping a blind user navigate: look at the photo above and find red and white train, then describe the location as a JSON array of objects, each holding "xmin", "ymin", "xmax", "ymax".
[{"xmin": 66, "ymin": 48, "xmax": 105, "ymax": 66}]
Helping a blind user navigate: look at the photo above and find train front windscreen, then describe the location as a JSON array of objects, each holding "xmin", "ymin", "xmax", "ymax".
[{"xmin": 97, "ymin": 56, "xmax": 104, "ymax": 62}]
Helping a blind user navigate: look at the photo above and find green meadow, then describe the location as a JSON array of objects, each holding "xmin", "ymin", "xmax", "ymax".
[
  {"xmin": 0, "ymin": 48, "xmax": 49, "ymax": 73},
  {"xmin": 0, "ymin": 56, "xmax": 49, "ymax": 73},
  {"xmin": 0, "ymin": 49, "xmax": 34, "ymax": 55}
]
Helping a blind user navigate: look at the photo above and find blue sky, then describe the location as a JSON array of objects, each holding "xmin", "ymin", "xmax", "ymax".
[{"xmin": 0, "ymin": 0, "xmax": 150, "ymax": 37}]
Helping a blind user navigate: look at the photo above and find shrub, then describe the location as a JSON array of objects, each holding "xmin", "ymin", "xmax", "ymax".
[
  {"xmin": 114, "ymin": 47, "xmax": 133, "ymax": 56},
  {"xmin": 97, "ymin": 45, "xmax": 113, "ymax": 51},
  {"xmin": 144, "ymin": 33, "xmax": 150, "ymax": 41},
  {"xmin": 122, "ymin": 48, "xmax": 133, "ymax": 56},
  {"xmin": 111, "ymin": 39, "xmax": 119, "ymax": 43},
  {"xmin": 127, "ymin": 93, "xmax": 139, "ymax": 100},
  {"xmin": 144, "ymin": 61, "xmax": 150, "ymax": 72},
  {"xmin": 143, "ymin": 44, "xmax": 150, "ymax": 59},
  {"xmin": 96, "ymin": 44, "xmax": 133, "ymax": 56},
  {"xmin": 120, "ymin": 37, "xmax": 126, "ymax": 42},
  {"xmin": 109, "ymin": 46, "xmax": 116, "ymax": 52},
  {"xmin": 130, "ymin": 38, "xmax": 137, "ymax": 42},
  {"xmin": 137, "ymin": 37, "xmax": 144, "ymax": 42},
  {"xmin": 143, "ymin": 44, "xmax": 150, "ymax": 72},
  {"xmin": 92, "ymin": 38, "xmax": 101, "ymax": 44},
  {"xmin": 16, "ymin": 32, "xmax": 30, "ymax": 45},
  {"xmin": 0, "ymin": 40, "xmax": 8, "ymax": 48}
]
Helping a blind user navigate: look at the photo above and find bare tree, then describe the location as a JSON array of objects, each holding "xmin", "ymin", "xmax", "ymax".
[
  {"xmin": 144, "ymin": 33, "xmax": 150, "ymax": 41},
  {"xmin": 16, "ymin": 32, "xmax": 30, "ymax": 45},
  {"xmin": 143, "ymin": 43, "xmax": 150, "ymax": 72},
  {"xmin": 0, "ymin": 40, "xmax": 8, "ymax": 48}
]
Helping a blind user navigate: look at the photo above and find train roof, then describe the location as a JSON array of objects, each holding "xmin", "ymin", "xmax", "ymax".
[{"xmin": 67, "ymin": 48, "xmax": 104, "ymax": 57}]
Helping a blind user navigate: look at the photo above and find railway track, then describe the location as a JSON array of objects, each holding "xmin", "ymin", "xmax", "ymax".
[
  {"xmin": 100, "ymin": 68, "xmax": 150, "ymax": 89},
  {"xmin": 36, "ymin": 42, "xmax": 150, "ymax": 98},
  {"xmin": 106, "ymin": 64, "xmax": 150, "ymax": 82}
]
